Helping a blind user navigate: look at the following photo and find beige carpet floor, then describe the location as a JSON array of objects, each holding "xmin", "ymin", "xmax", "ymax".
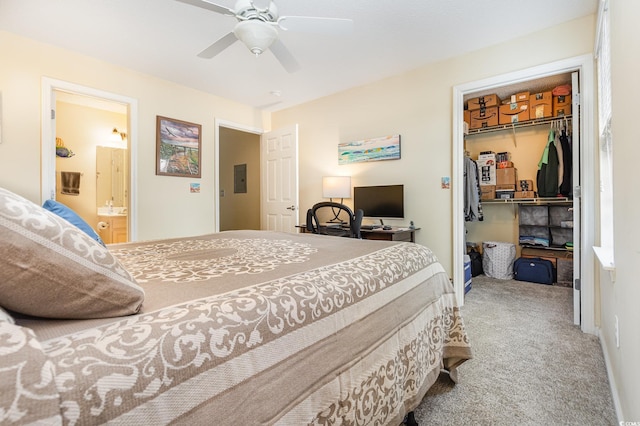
[{"xmin": 412, "ymin": 275, "xmax": 617, "ymax": 426}]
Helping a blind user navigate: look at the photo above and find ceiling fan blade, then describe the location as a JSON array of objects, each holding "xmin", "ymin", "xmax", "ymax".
[
  {"xmin": 277, "ymin": 16, "xmax": 354, "ymax": 35},
  {"xmin": 197, "ymin": 32, "xmax": 238, "ymax": 58},
  {"xmin": 269, "ymin": 39, "xmax": 301, "ymax": 73},
  {"xmin": 175, "ymin": 0, "xmax": 235, "ymax": 16}
]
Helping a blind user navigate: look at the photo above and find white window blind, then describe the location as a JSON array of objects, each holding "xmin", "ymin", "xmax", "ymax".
[
  {"xmin": 596, "ymin": 0, "xmax": 612, "ymax": 135},
  {"xmin": 595, "ymin": 0, "xmax": 614, "ymax": 266}
]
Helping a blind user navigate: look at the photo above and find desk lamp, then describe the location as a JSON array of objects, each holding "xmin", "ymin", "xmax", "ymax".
[{"xmin": 322, "ymin": 176, "xmax": 351, "ymax": 222}]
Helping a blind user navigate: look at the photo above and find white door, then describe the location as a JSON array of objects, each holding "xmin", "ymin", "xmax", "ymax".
[
  {"xmin": 261, "ymin": 124, "xmax": 299, "ymax": 233},
  {"xmin": 571, "ymin": 71, "xmax": 582, "ymax": 325}
]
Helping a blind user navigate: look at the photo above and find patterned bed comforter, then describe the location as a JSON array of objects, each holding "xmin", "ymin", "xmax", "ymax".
[{"xmin": 3, "ymin": 230, "xmax": 471, "ymax": 425}]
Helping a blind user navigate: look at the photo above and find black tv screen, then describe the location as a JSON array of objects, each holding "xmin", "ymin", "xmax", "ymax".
[{"xmin": 353, "ymin": 185, "xmax": 404, "ymax": 219}]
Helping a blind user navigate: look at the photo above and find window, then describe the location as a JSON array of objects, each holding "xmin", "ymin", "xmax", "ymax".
[{"xmin": 594, "ymin": 0, "xmax": 614, "ymax": 269}]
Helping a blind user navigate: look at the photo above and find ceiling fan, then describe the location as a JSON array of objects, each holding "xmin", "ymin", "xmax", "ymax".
[{"xmin": 176, "ymin": 0, "xmax": 354, "ymax": 73}]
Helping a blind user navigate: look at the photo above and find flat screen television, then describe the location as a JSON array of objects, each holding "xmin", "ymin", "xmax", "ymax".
[{"xmin": 353, "ymin": 184, "xmax": 404, "ymax": 219}]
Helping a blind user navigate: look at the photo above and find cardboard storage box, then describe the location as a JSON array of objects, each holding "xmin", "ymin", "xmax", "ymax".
[
  {"xmin": 496, "ymin": 167, "xmax": 517, "ymax": 185},
  {"xmin": 469, "ymin": 106, "xmax": 499, "ymax": 129},
  {"xmin": 521, "ymin": 245, "xmax": 573, "ymax": 260},
  {"xmin": 496, "ymin": 184, "xmax": 516, "ymax": 191},
  {"xmin": 510, "ymin": 91, "xmax": 530, "ymax": 103},
  {"xmin": 553, "ymin": 94, "xmax": 572, "ymax": 117},
  {"xmin": 529, "ymin": 91, "xmax": 553, "ymax": 119},
  {"xmin": 464, "ymin": 109, "xmax": 470, "ymax": 125},
  {"xmin": 480, "ymin": 185, "xmax": 496, "ymax": 200},
  {"xmin": 499, "ymin": 101, "xmax": 529, "ymax": 124},
  {"xmin": 467, "ymin": 94, "xmax": 501, "ymax": 111},
  {"xmin": 477, "ymin": 153, "xmax": 497, "ymax": 186},
  {"xmin": 518, "ymin": 179, "xmax": 534, "ymax": 192},
  {"xmin": 515, "ymin": 191, "xmax": 536, "ymax": 198}
]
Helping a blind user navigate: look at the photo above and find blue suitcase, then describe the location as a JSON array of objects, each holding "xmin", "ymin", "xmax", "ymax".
[{"xmin": 513, "ymin": 257, "xmax": 555, "ymax": 285}]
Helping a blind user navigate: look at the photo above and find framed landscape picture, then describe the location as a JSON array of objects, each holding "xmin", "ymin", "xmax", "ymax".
[
  {"xmin": 156, "ymin": 116, "xmax": 202, "ymax": 178},
  {"xmin": 338, "ymin": 134, "xmax": 401, "ymax": 165}
]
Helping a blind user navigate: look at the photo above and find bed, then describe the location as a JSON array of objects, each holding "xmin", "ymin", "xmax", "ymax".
[{"xmin": 0, "ymin": 187, "xmax": 471, "ymax": 425}]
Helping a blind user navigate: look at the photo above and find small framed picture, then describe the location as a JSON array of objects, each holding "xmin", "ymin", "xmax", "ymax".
[{"xmin": 156, "ymin": 116, "xmax": 202, "ymax": 178}]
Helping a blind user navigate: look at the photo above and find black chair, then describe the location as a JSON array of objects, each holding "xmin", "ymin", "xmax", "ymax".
[{"xmin": 306, "ymin": 202, "xmax": 363, "ymax": 239}]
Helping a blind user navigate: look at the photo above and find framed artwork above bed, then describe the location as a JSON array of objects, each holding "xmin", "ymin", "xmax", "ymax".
[{"xmin": 156, "ymin": 115, "xmax": 202, "ymax": 178}]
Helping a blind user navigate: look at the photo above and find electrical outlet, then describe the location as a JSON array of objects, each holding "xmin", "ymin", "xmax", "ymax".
[{"xmin": 614, "ymin": 315, "xmax": 620, "ymax": 348}]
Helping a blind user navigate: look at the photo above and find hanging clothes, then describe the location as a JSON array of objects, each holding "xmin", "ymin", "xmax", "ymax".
[
  {"xmin": 554, "ymin": 124, "xmax": 565, "ymax": 191},
  {"xmin": 559, "ymin": 126, "xmax": 573, "ymax": 197},
  {"xmin": 537, "ymin": 129, "xmax": 560, "ymax": 197},
  {"xmin": 464, "ymin": 155, "xmax": 483, "ymax": 222}
]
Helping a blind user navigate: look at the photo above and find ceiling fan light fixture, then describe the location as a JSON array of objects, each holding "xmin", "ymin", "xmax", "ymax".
[{"xmin": 234, "ymin": 20, "xmax": 278, "ymax": 55}]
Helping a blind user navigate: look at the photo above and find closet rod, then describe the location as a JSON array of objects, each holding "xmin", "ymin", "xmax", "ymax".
[{"xmin": 467, "ymin": 115, "xmax": 572, "ymax": 136}]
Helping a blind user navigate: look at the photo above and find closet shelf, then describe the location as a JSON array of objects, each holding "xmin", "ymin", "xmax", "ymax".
[
  {"xmin": 466, "ymin": 115, "xmax": 572, "ymax": 136},
  {"xmin": 482, "ymin": 197, "xmax": 571, "ymax": 205}
]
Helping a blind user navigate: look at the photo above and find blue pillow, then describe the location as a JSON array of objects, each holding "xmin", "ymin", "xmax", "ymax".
[{"xmin": 42, "ymin": 199, "xmax": 106, "ymax": 246}]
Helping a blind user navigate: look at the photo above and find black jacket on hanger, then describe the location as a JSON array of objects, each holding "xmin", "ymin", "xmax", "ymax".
[{"xmin": 559, "ymin": 129, "xmax": 572, "ymax": 197}]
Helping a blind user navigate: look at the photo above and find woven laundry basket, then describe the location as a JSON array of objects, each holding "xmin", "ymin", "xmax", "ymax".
[{"xmin": 482, "ymin": 241, "xmax": 516, "ymax": 279}]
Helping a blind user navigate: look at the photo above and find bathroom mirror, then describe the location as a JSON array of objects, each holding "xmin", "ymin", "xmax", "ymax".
[{"xmin": 96, "ymin": 146, "xmax": 127, "ymax": 208}]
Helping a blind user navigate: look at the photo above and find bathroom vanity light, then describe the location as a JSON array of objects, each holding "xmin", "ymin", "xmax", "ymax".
[{"xmin": 111, "ymin": 128, "xmax": 127, "ymax": 142}]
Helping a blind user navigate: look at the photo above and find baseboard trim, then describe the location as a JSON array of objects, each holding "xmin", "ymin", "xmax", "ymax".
[{"xmin": 597, "ymin": 327, "xmax": 624, "ymax": 422}]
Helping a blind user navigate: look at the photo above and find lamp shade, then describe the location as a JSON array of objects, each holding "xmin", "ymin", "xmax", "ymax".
[
  {"xmin": 233, "ymin": 20, "xmax": 278, "ymax": 55},
  {"xmin": 322, "ymin": 176, "xmax": 351, "ymax": 199}
]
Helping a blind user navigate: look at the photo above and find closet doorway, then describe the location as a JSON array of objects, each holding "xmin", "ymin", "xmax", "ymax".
[
  {"xmin": 452, "ymin": 55, "xmax": 596, "ymax": 334},
  {"xmin": 218, "ymin": 125, "xmax": 261, "ymax": 231}
]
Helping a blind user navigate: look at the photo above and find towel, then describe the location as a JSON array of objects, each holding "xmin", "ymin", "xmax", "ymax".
[{"xmin": 61, "ymin": 171, "xmax": 81, "ymax": 195}]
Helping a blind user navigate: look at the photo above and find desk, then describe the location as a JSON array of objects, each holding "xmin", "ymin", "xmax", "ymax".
[
  {"xmin": 360, "ymin": 227, "xmax": 419, "ymax": 242},
  {"xmin": 298, "ymin": 225, "xmax": 419, "ymax": 243}
]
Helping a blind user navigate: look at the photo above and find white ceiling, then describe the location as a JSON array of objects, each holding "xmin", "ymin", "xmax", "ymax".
[{"xmin": 0, "ymin": 0, "xmax": 597, "ymax": 111}]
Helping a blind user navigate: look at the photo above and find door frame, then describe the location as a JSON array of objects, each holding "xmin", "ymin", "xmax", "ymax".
[
  {"xmin": 214, "ymin": 119, "xmax": 263, "ymax": 232},
  {"xmin": 41, "ymin": 78, "xmax": 139, "ymax": 240},
  {"xmin": 452, "ymin": 54, "xmax": 596, "ymax": 334}
]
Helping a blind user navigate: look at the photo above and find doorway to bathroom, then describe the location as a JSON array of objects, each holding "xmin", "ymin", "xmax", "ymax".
[{"xmin": 41, "ymin": 78, "xmax": 138, "ymax": 241}]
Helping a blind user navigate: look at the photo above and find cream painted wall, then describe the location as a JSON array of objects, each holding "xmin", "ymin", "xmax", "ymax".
[
  {"xmin": 56, "ymin": 101, "xmax": 127, "ymax": 235},
  {"xmin": 0, "ymin": 31, "xmax": 264, "ymax": 240},
  {"xmin": 598, "ymin": 0, "xmax": 640, "ymax": 421},
  {"xmin": 272, "ymin": 15, "xmax": 595, "ymax": 278},
  {"xmin": 219, "ymin": 127, "xmax": 260, "ymax": 231}
]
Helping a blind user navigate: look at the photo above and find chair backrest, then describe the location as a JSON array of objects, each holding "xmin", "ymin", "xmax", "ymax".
[
  {"xmin": 306, "ymin": 201, "xmax": 363, "ymax": 238},
  {"xmin": 352, "ymin": 207, "xmax": 364, "ymax": 239}
]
